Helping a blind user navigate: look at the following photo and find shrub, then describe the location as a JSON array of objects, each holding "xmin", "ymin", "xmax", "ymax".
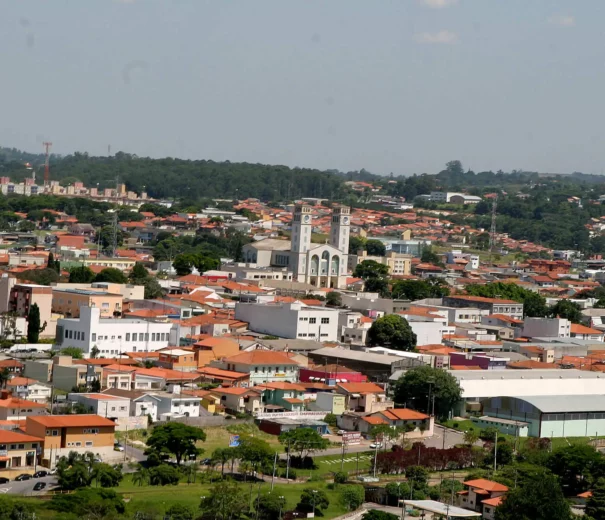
[{"xmin": 333, "ymin": 471, "xmax": 347, "ymax": 484}]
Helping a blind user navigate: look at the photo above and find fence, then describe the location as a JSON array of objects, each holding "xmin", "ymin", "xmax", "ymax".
[{"xmin": 169, "ymin": 416, "xmax": 250, "ymax": 428}]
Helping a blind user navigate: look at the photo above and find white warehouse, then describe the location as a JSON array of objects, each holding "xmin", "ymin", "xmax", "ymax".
[
  {"xmin": 234, "ymin": 301, "xmax": 340, "ymax": 342},
  {"xmin": 56, "ymin": 306, "xmax": 175, "ymax": 357}
]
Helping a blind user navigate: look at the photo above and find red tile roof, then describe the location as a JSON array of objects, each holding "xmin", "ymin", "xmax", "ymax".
[
  {"xmin": 222, "ymin": 350, "xmax": 300, "ymax": 366},
  {"xmin": 337, "ymin": 382, "xmax": 384, "ymax": 394},
  {"xmin": 27, "ymin": 414, "xmax": 116, "ymax": 428},
  {"xmin": 464, "ymin": 479, "xmax": 508, "ymax": 493}
]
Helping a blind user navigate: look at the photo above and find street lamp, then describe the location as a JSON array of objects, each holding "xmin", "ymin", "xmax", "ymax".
[
  {"xmin": 312, "ymin": 490, "xmax": 318, "ymax": 516},
  {"xmin": 279, "ymin": 496, "xmax": 285, "ymax": 520}
]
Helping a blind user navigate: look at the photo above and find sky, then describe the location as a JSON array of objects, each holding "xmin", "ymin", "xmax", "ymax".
[{"xmin": 1, "ymin": 0, "xmax": 605, "ymax": 176}]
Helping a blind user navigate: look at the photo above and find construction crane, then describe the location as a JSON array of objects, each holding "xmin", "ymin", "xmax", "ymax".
[{"xmin": 42, "ymin": 141, "xmax": 52, "ymax": 186}]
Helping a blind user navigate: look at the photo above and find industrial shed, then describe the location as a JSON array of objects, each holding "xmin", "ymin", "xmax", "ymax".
[{"xmin": 481, "ymin": 395, "xmax": 605, "ymax": 438}]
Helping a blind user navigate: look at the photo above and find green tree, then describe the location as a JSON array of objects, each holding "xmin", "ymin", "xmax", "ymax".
[
  {"xmin": 353, "ymin": 260, "xmax": 389, "ymax": 280},
  {"xmin": 148, "ymin": 464, "xmax": 181, "ymax": 486},
  {"xmin": 199, "ymin": 481, "xmax": 249, "ymax": 520},
  {"xmin": 549, "ymin": 299, "xmax": 583, "ymax": 323},
  {"xmin": 17, "ymin": 220, "xmax": 35, "ymax": 232},
  {"xmin": 367, "ymin": 314, "xmax": 417, "ymax": 351},
  {"xmin": 366, "ymin": 240, "xmax": 386, "ymax": 256},
  {"xmin": 393, "ymin": 366, "xmax": 461, "ymax": 418},
  {"xmin": 98, "ymin": 225, "xmax": 124, "ymax": 249},
  {"xmin": 420, "ymin": 246, "xmax": 441, "ymax": 264},
  {"xmin": 144, "ymin": 277, "xmax": 165, "ymax": 299},
  {"xmin": 256, "ymin": 493, "xmax": 287, "ymax": 520},
  {"xmin": 586, "ymin": 477, "xmax": 605, "ymax": 520},
  {"xmin": 173, "ymin": 254, "xmax": 195, "ymax": 276},
  {"xmin": 50, "ymin": 488, "xmax": 126, "ymax": 518},
  {"xmin": 495, "ymin": 471, "xmax": 571, "ymax": 520},
  {"xmin": 91, "ymin": 463, "xmax": 123, "ymax": 487},
  {"xmin": 279, "ymin": 428, "xmax": 330, "ymax": 458},
  {"xmin": 392, "ymin": 279, "xmax": 450, "ymax": 300},
  {"xmin": 546, "ymin": 444, "xmax": 603, "ymax": 495},
  {"xmin": 235, "ymin": 436, "xmax": 275, "ymax": 473},
  {"xmin": 90, "ymin": 345, "xmax": 100, "ymax": 359},
  {"xmin": 361, "ymin": 511, "xmax": 399, "ymax": 520},
  {"xmin": 60, "ymin": 347, "xmax": 83, "ymax": 359},
  {"xmin": 405, "ymin": 466, "xmax": 430, "ymax": 487},
  {"xmin": 131, "ymin": 467, "xmax": 150, "ymax": 487},
  {"xmin": 19, "ymin": 268, "xmax": 60, "ymax": 286},
  {"xmin": 69, "ymin": 265, "xmax": 95, "ymax": 283},
  {"xmin": 349, "ymin": 236, "xmax": 367, "ymax": 254},
  {"xmin": 47, "ymin": 252, "xmax": 60, "ymax": 273},
  {"xmin": 465, "ymin": 282, "xmax": 548, "ymax": 318},
  {"xmin": 130, "ymin": 262, "xmax": 149, "ymax": 282},
  {"xmin": 26, "ymin": 303, "xmax": 45, "ymax": 343},
  {"xmin": 166, "ymin": 504, "xmax": 195, "ymax": 520},
  {"xmin": 297, "ymin": 488, "xmax": 330, "ymax": 517},
  {"xmin": 340, "ymin": 485, "xmax": 365, "ymax": 511},
  {"xmin": 93, "ymin": 267, "xmax": 128, "ymax": 284},
  {"xmin": 325, "ymin": 292, "xmax": 343, "ymax": 307},
  {"xmin": 463, "ymin": 428, "xmax": 479, "ymax": 446},
  {"xmin": 146, "ymin": 423, "xmax": 206, "ymax": 465}
]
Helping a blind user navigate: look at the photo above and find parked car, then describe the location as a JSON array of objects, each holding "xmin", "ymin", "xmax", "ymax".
[
  {"xmin": 113, "ymin": 443, "xmax": 125, "ymax": 452},
  {"xmin": 33, "ymin": 482, "xmax": 46, "ymax": 491},
  {"xmin": 49, "ymin": 469, "xmax": 57, "ymax": 475},
  {"xmin": 336, "ymin": 430, "xmax": 346, "ymax": 435},
  {"xmin": 369, "ymin": 442, "xmax": 383, "ymax": 449},
  {"xmin": 33, "ymin": 471, "xmax": 48, "ymax": 478},
  {"xmin": 0, "ymin": 478, "xmax": 9, "ymax": 484},
  {"xmin": 15, "ymin": 474, "xmax": 31, "ymax": 481}
]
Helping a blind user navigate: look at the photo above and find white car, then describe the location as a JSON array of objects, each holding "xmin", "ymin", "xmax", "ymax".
[
  {"xmin": 114, "ymin": 444, "xmax": 125, "ymax": 452},
  {"xmin": 336, "ymin": 430, "xmax": 346, "ymax": 436},
  {"xmin": 369, "ymin": 442, "xmax": 383, "ymax": 449}
]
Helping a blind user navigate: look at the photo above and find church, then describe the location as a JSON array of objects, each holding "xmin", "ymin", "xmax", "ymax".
[{"xmin": 242, "ymin": 204, "xmax": 351, "ymax": 288}]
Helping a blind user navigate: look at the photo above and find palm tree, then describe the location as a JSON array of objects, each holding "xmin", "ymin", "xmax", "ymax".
[
  {"xmin": 132, "ymin": 468, "xmax": 149, "ymax": 487},
  {"xmin": 212, "ymin": 448, "xmax": 229, "ymax": 477}
]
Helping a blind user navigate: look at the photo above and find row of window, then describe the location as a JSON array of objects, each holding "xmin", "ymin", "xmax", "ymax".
[
  {"xmin": 67, "ymin": 441, "xmax": 93, "ymax": 447},
  {"xmin": 64, "ymin": 329, "xmax": 85, "ymax": 341},
  {"xmin": 0, "ymin": 443, "xmax": 33, "ymax": 450},
  {"xmin": 298, "ymin": 317, "xmax": 330, "ymax": 324},
  {"xmin": 297, "ymin": 333, "xmax": 329, "ymax": 338},
  {"xmin": 89, "ymin": 332, "xmax": 169, "ymax": 342},
  {"xmin": 253, "ymin": 366, "xmax": 292, "ymax": 373}
]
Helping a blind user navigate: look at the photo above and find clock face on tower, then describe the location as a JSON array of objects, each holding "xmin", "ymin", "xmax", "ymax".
[
  {"xmin": 303, "ymin": 215, "xmax": 310, "ymax": 223},
  {"xmin": 343, "ymin": 216, "xmax": 349, "ymax": 224}
]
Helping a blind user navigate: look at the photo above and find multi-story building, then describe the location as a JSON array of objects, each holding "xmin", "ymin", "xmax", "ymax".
[
  {"xmin": 67, "ymin": 393, "xmax": 131, "ymax": 421},
  {"xmin": 0, "ymin": 395, "xmax": 46, "ymax": 421},
  {"xmin": 52, "ymin": 282, "xmax": 144, "ymax": 301},
  {"xmin": 442, "ymin": 295, "xmax": 524, "ymax": 320},
  {"xmin": 102, "ymin": 388, "xmax": 160, "ymax": 422},
  {"xmin": 335, "ymin": 382, "xmax": 393, "ymax": 413},
  {"xmin": 213, "ymin": 350, "xmax": 300, "ymax": 387},
  {"xmin": 8, "ymin": 284, "xmax": 55, "ymax": 338},
  {"xmin": 25, "ymin": 414, "xmax": 116, "ymax": 465},
  {"xmin": 348, "ymin": 251, "xmax": 412, "ymax": 276},
  {"xmin": 0, "ymin": 430, "xmax": 44, "ymax": 473},
  {"xmin": 52, "ymin": 288, "xmax": 123, "ymax": 318},
  {"xmin": 235, "ymin": 301, "xmax": 339, "ymax": 341},
  {"xmin": 52, "ymin": 356, "xmax": 103, "ymax": 392},
  {"xmin": 256, "ymin": 382, "xmax": 306, "ymax": 412},
  {"xmin": 522, "ymin": 318, "xmax": 570, "ymax": 339},
  {"xmin": 56, "ymin": 306, "xmax": 174, "ymax": 357}
]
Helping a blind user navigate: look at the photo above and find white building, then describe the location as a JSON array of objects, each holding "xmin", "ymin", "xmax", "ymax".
[
  {"xmin": 242, "ymin": 204, "xmax": 350, "ymax": 288},
  {"xmin": 153, "ymin": 390, "xmax": 201, "ymax": 420},
  {"xmin": 522, "ymin": 318, "xmax": 570, "ymax": 339},
  {"xmin": 235, "ymin": 301, "xmax": 340, "ymax": 341},
  {"xmin": 56, "ymin": 306, "xmax": 175, "ymax": 357},
  {"xmin": 68, "ymin": 393, "xmax": 131, "ymax": 420}
]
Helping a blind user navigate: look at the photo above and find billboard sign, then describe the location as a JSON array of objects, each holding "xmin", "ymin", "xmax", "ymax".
[
  {"xmin": 342, "ymin": 432, "xmax": 362, "ymax": 446},
  {"xmin": 229, "ymin": 435, "xmax": 240, "ymax": 448}
]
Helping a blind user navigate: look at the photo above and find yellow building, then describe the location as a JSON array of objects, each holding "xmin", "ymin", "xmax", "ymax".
[
  {"xmin": 348, "ymin": 250, "xmax": 412, "ymax": 276},
  {"xmin": 52, "ymin": 288, "xmax": 123, "ymax": 318},
  {"xmin": 0, "ymin": 430, "xmax": 43, "ymax": 475}
]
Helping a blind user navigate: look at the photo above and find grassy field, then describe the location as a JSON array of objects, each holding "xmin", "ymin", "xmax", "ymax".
[
  {"xmin": 312, "ymin": 451, "xmax": 374, "ymax": 477},
  {"xmin": 118, "ymin": 477, "xmax": 348, "ymax": 519}
]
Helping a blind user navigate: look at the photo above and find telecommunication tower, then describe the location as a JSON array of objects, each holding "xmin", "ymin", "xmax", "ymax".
[
  {"xmin": 488, "ymin": 195, "xmax": 498, "ymax": 263},
  {"xmin": 42, "ymin": 142, "xmax": 52, "ymax": 186}
]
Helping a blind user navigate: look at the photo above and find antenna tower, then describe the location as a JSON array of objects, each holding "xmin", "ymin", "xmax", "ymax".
[
  {"xmin": 42, "ymin": 142, "xmax": 52, "ymax": 186},
  {"xmin": 488, "ymin": 194, "xmax": 498, "ymax": 264}
]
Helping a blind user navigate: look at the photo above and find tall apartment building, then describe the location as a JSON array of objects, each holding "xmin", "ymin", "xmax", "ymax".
[{"xmin": 8, "ymin": 284, "xmax": 55, "ymax": 338}]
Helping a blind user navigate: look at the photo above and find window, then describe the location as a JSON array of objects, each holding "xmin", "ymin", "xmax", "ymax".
[
  {"xmin": 17, "ymin": 444, "xmax": 24, "ymax": 450},
  {"xmin": 52, "ymin": 430, "xmax": 59, "ymax": 436},
  {"xmin": 309, "ymin": 318, "xmax": 316, "ymax": 324},
  {"xmin": 85, "ymin": 441, "xmax": 93, "ymax": 447},
  {"xmin": 145, "ymin": 333, "xmax": 149, "ymax": 341},
  {"xmin": 9, "ymin": 445, "xmax": 16, "ymax": 450},
  {"xmin": 152, "ymin": 333, "xmax": 156, "ymax": 341},
  {"xmin": 102, "ymin": 303, "xmax": 109, "ymax": 308},
  {"xmin": 321, "ymin": 317, "xmax": 330, "ymax": 324},
  {"xmin": 126, "ymin": 333, "xmax": 130, "ymax": 341},
  {"xmin": 92, "ymin": 333, "xmax": 96, "ymax": 342},
  {"xmin": 64, "ymin": 329, "xmax": 68, "ymax": 339}
]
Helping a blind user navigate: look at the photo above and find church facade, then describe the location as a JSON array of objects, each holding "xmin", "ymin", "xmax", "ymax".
[{"xmin": 242, "ymin": 204, "xmax": 350, "ymax": 288}]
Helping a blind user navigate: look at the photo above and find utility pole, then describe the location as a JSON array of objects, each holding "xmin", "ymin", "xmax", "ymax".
[
  {"xmin": 271, "ymin": 451, "xmax": 278, "ymax": 491},
  {"xmin": 493, "ymin": 430, "xmax": 498, "ymax": 473},
  {"xmin": 42, "ymin": 142, "xmax": 52, "ymax": 187}
]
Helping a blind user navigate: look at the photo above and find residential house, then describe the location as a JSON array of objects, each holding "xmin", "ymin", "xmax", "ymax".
[
  {"xmin": 6, "ymin": 378, "xmax": 52, "ymax": 403},
  {"xmin": 458, "ymin": 479, "xmax": 508, "ymax": 519},
  {"xmin": 52, "ymin": 288, "xmax": 123, "ymax": 319},
  {"xmin": 0, "ymin": 430, "xmax": 44, "ymax": 472},
  {"xmin": 256, "ymin": 382, "xmax": 306, "ymax": 412},
  {"xmin": 0, "ymin": 360, "xmax": 23, "ymax": 374},
  {"xmin": 103, "ymin": 388, "xmax": 159, "ymax": 422},
  {"xmin": 151, "ymin": 390, "xmax": 201, "ymax": 421},
  {"xmin": 0, "ymin": 395, "xmax": 47, "ymax": 421},
  {"xmin": 570, "ymin": 323, "xmax": 605, "ymax": 341},
  {"xmin": 157, "ymin": 348, "xmax": 197, "ymax": 371},
  {"xmin": 443, "ymin": 296, "xmax": 523, "ymax": 320},
  {"xmin": 193, "ymin": 338, "xmax": 241, "ymax": 367},
  {"xmin": 182, "ymin": 389, "xmax": 222, "ymax": 414},
  {"xmin": 196, "ymin": 367, "xmax": 250, "ymax": 388},
  {"xmin": 25, "ymin": 414, "xmax": 117, "ymax": 465},
  {"xmin": 52, "ymin": 356, "xmax": 103, "ymax": 392},
  {"xmin": 68, "ymin": 393, "xmax": 131, "ymax": 421},
  {"xmin": 212, "ymin": 350, "xmax": 300, "ymax": 387},
  {"xmin": 335, "ymin": 382, "xmax": 393, "ymax": 413},
  {"xmin": 210, "ymin": 387, "xmax": 263, "ymax": 415},
  {"xmin": 370, "ymin": 408, "xmax": 434, "ymax": 439}
]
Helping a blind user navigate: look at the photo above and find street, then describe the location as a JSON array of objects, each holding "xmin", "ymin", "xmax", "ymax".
[{"xmin": 0, "ymin": 476, "xmax": 58, "ymax": 496}]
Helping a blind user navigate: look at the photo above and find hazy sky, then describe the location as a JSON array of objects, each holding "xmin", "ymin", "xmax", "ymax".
[{"xmin": 2, "ymin": 0, "xmax": 604, "ymax": 176}]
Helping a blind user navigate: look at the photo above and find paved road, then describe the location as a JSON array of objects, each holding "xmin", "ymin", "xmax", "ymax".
[
  {"xmin": 0, "ymin": 476, "xmax": 58, "ymax": 496},
  {"xmin": 123, "ymin": 444, "xmax": 147, "ymax": 464},
  {"xmin": 424, "ymin": 425, "xmax": 465, "ymax": 449}
]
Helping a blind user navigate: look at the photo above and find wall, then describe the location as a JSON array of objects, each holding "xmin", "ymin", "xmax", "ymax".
[
  {"xmin": 340, "ymin": 294, "xmax": 394, "ymax": 315},
  {"xmin": 114, "ymin": 416, "xmax": 148, "ymax": 431},
  {"xmin": 23, "ymin": 360, "xmax": 52, "ymax": 383},
  {"xmin": 522, "ymin": 318, "xmax": 571, "ymax": 338}
]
